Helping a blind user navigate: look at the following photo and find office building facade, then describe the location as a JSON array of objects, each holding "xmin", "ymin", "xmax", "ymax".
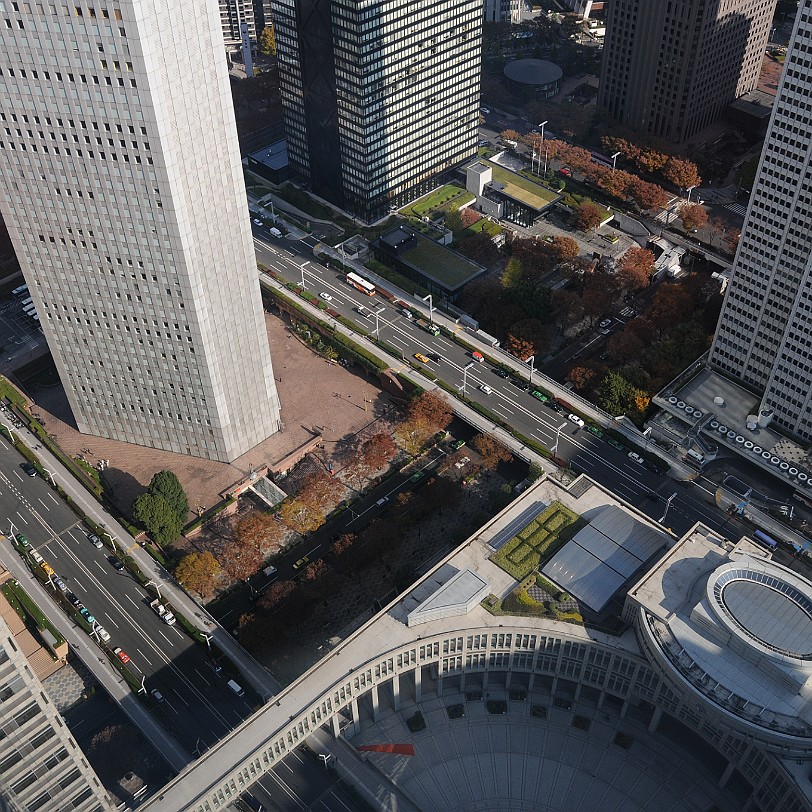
[
  {"xmin": 710, "ymin": 0, "xmax": 812, "ymax": 442},
  {"xmin": 0, "ymin": 0, "xmax": 282, "ymax": 462},
  {"xmin": 274, "ymin": 0, "xmax": 483, "ymax": 222},
  {"xmin": 220, "ymin": 0, "xmax": 257, "ymax": 53},
  {"xmin": 598, "ymin": 0, "xmax": 776, "ymax": 142},
  {"xmin": 0, "ymin": 617, "xmax": 113, "ymax": 812}
]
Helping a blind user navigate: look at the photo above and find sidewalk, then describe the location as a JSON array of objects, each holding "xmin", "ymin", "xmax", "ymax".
[
  {"xmin": 0, "ymin": 540, "xmax": 191, "ymax": 773},
  {"xmin": 5, "ymin": 417, "xmax": 279, "ymax": 703}
]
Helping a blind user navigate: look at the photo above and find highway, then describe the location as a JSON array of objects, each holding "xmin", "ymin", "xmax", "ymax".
[
  {"xmin": 0, "ymin": 435, "xmax": 258, "ymax": 756},
  {"xmin": 250, "ymin": 226, "xmax": 751, "ymax": 543}
]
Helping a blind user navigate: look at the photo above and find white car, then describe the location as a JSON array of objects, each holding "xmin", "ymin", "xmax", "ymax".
[
  {"xmin": 454, "ymin": 456, "xmax": 471, "ymax": 469},
  {"xmin": 95, "ymin": 625, "xmax": 111, "ymax": 643},
  {"xmin": 319, "ymin": 292, "xmax": 333, "ymax": 302},
  {"xmin": 568, "ymin": 414, "xmax": 585, "ymax": 428},
  {"xmin": 599, "ymin": 318, "xmax": 612, "ymax": 329},
  {"xmin": 252, "ymin": 218, "xmax": 263, "ymax": 226},
  {"xmin": 628, "ymin": 452, "xmax": 644, "ymax": 465},
  {"xmin": 480, "ymin": 384, "xmax": 493, "ymax": 395}
]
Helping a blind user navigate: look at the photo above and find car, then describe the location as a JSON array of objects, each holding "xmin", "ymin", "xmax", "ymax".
[
  {"xmin": 586, "ymin": 425, "xmax": 604, "ymax": 439},
  {"xmin": 54, "ymin": 578, "xmax": 68, "ymax": 593},
  {"xmin": 643, "ymin": 460, "xmax": 662, "ymax": 474},
  {"xmin": 493, "ymin": 368, "xmax": 510, "ymax": 379},
  {"xmin": 207, "ymin": 659, "xmax": 223, "ymax": 674},
  {"xmin": 599, "ymin": 328, "xmax": 611, "ymax": 335},
  {"xmin": 454, "ymin": 456, "xmax": 471, "ymax": 469},
  {"xmin": 479, "ymin": 107, "xmax": 490, "ymax": 114},
  {"xmin": 410, "ymin": 470, "xmax": 427, "ymax": 484},
  {"xmin": 262, "ymin": 565, "xmax": 278, "ymax": 577},
  {"xmin": 471, "ymin": 351, "xmax": 485, "ymax": 363},
  {"xmin": 40, "ymin": 562, "xmax": 55, "ymax": 577},
  {"xmin": 319, "ymin": 292, "xmax": 333, "ymax": 302},
  {"xmin": 414, "ymin": 353, "xmax": 430, "ymax": 364},
  {"xmin": 628, "ymin": 452, "xmax": 645, "ymax": 465},
  {"xmin": 559, "ymin": 167, "xmax": 572, "ymax": 177},
  {"xmin": 568, "ymin": 414, "xmax": 585, "ymax": 428},
  {"xmin": 400, "ymin": 307, "xmax": 413, "ymax": 320},
  {"xmin": 531, "ymin": 390, "xmax": 548, "ymax": 402},
  {"xmin": 599, "ymin": 319, "xmax": 612, "ymax": 329},
  {"xmin": 108, "ymin": 556, "xmax": 124, "ymax": 571},
  {"xmin": 607, "ymin": 437, "xmax": 625, "ymax": 451},
  {"xmin": 450, "ymin": 438, "xmax": 466, "ymax": 450},
  {"xmin": 543, "ymin": 235, "xmax": 555, "ymax": 244},
  {"xmin": 87, "ymin": 533, "xmax": 103, "ymax": 549},
  {"xmin": 113, "ymin": 647, "xmax": 130, "ymax": 664},
  {"xmin": 293, "ymin": 556, "xmax": 311, "ymax": 570},
  {"xmin": 375, "ymin": 496, "xmax": 389, "ymax": 507},
  {"xmin": 67, "ymin": 592, "xmax": 81, "ymax": 607},
  {"xmin": 479, "ymin": 384, "xmax": 493, "ymax": 395},
  {"xmin": 22, "ymin": 463, "xmax": 36, "ymax": 477},
  {"xmin": 79, "ymin": 607, "xmax": 96, "ymax": 624},
  {"xmin": 252, "ymin": 218, "xmax": 263, "ymax": 226},
  {"xmin": 15, "ymin": 533, "xmax": 29, "ymax": 548},
  {"xmin": 510, "ymin": 378, "xmax": 530, "ymax": 391},
  {"xmin": 95, "ymin": 626, "xmax": 111, "ymax": 643},
  {"xmin": 151, "ymin": 689, "xmax": 164, "ymax": 702},
  {"xmin": 546, "ymin": 401, "xmax": 565, "ymax": 413},
  {"xmin": 428, "ymin": 353, "xmax": 442, "ymax": 363}
]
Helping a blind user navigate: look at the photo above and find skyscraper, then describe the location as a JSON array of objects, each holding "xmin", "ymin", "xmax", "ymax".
[
  {"xmin": 0, "ymin": 616, "xmax": 114, "ymax": 811},
  {"xmin": 710, "ymin": 0, "xmax": 812, "ymax": 442},
  {"xmin": 274, "ymin": 0, "xmax": 483, "ymax": 222},
  {"xmin": 0, "ymin": 0, "xmax": 282, "ymax": 463},
  {"xmin": 598, "ymin": 0, "xmax": 776, "ymax": 142}
]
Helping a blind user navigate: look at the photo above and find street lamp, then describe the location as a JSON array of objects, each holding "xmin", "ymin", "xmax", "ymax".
[
  {"xmin": 420, "ymin": 293, "xmax": 434, "ymax": 323},
  {"xmin": 551, "ymin": 421, "xmax": 568, "ymax": 456},
  {"xmin": 525, "ymin": 355, "xmax": 535, "ymax": 386},
  {"xmin": 461, "ymin": 362, "xmax": 475, "ymax": 396},
  {"xmin": 299, "ymin": 261, "xmax": 310, "ymax": 288},
  {"xmin": 1, "ymin": 423, "xmax": 16, "ymax": 442},
  {"xmin": 42, "ymin": 468, "xmax": 55, "ymax": 486},
  {"xmin": 373, "ymin": 306, "xmax": 386, "ymax": 338},
  {"xmin": 538, "ymin": 120, "xmax": 548, "ymax": 142},
  {"xmin": 658, "ymin": 492, "xmax": 678, "ymax": 524},
  {"xmin": 686, "ymin": 185, "xmax": 696, "ymax": 204},
  {"xmin": 145, "ymin": 580, "xmax": 161, "ymax": 600},
  {"xmin": 611, "ymin": 151, "xmax": 620, "ymax": 172}
]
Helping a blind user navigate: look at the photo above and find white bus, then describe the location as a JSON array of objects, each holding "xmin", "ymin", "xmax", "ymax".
[{"xmin": 346, "ymin": 272, "xmax": 376, "ymax": 296}]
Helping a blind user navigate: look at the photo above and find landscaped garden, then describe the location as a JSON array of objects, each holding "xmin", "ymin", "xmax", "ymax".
[
  {"xmin": 400, "ymin": 184, "xmax": 475, "ymax": 220},
  {"xmin": 490, "ymin": 501, "xmax": 582, "ymax": 580}
]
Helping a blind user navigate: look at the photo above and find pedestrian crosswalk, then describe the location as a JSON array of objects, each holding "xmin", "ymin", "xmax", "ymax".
[{"xmin": 725, "ymin": 202, "xmax": 748, "ymax": 218}]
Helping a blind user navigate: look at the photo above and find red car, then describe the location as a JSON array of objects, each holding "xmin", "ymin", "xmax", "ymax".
[
  {"xmin": 559, "ymin": 167, "xmax": 572, "ymax": 177},
  {"xmin": 114, "ymin": 647, "xmax": 130, "ymax": 665}
]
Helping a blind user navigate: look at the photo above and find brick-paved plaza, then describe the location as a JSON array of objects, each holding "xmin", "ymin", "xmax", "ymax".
[{"xmin": 25, "ymin": 312, "xmax": 397, "ymax": 520}]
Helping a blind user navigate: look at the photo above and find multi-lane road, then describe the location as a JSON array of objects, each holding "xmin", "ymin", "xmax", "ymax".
[
  {"xmin": 0, "ymin": 435, "xmax": 257, "ymax": 755},
  {"xmin": 251, "ymin": 226, "xmax": 752, "ymax": 543}
]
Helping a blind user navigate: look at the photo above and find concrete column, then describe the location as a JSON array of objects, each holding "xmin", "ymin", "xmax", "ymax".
[
  {"xmin": 437, "ymin": 676, "xmax": 444, "ymax": 697},
  {"xmin": 597, "ymin": 691, "xmax": 605, "ymax": 710},
  {"xmin": 620, "ymin": 700, "xmax": 629, "ymax": 720},
  {"xmin": 482, "ymin": 670, "xmax": 489, "ymax": 690},
  {"xmin": 392, "ymin": 673, "xmax": 401, "ymax": 712},
  {"xmin": 414, "ymin": 666, "xmax": 422, "ymax": 702},
  {"xmin": 460, "ymin": 671, "xmax": 466, "ymax": 692},
  {"xmin": 719, "ymin": 761, "xmax": 735, "ymax": 788},
  {"xmin": 574, "ymin": 683, "xmax": 582, "ymax": 702},
  {"xmin": 528, "ymin": 673, "xmax": 535, "ymax": 691},
  {"xmin": 350, "ymin": 697, "xmax": 360, "ymax": 735},
  {"xmin": 330, "ymin": 713, "xmax": 340, "ymax": 738},
  {"xmin": 551, "ymin": 676, "xmax": 558, "ymax": 695},
  {"xmin": 647, "ymin": 707, "xmax": 662, "ymax": 734},
  {"xmin": 371, "ymin": 684, "xmax": 380, "ymax": 722},
  {"xmin": 505, "ymin": 671, "xmax": 512, "ymax": 690}
]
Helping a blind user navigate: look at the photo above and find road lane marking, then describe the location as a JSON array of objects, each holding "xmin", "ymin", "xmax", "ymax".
[
  {"xmin": 194, "ymin": 669, "xmax": 211, "ymax": 687},
  {"xmin": 104, "ymin": 614, "xmax": 119, "ymax": 628},
  {"xmin": 15, "ymin": 511, "xmax": 28, "ymax": 525},
  {"xmin": 158, "ymin": 630, "xmax": 174, "ymax": 647},
  {"xmin": 136, "ymin": 648, "xmax": 153, "ymax": 666},
  {"xmin": 48, "ymin": 493, "xmax": 59, "ymax": 504},
  {"xmin": 37, "ymin": 498, "xmax": 50, "ymax": 511},
  {"xmin": 125, "ymin": 594, "xmax": 139, "ymax": 609}
]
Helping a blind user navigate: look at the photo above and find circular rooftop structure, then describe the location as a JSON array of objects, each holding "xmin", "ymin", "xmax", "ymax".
[
  {"xmin": 503, "ymin": 59, "xmax": 563, "ymax": 98},
  {"xmin": 711, "ymin": 562, "xmax": 812, "ymax": 660}
]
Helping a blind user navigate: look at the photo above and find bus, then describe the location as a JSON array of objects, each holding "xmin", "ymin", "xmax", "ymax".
[
  {"xmin": 753, "ymin": 530, "xmax": 778, "ymax": 551},
  {"xmin": 346, "ymin": 272, "xmax": 376, "ymax": 296}
]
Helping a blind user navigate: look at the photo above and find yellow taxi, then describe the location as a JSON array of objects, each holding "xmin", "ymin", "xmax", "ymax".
[{"xmin": 414, "ymin": 353, "xmax": 430, "ymax": 364}]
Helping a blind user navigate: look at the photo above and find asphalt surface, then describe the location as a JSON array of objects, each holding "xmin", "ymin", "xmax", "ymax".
[
  {"xmin": 0, "ymin": 436, "xmax": 257, "ymax": 755},
  {"xmin": 252, "ymin": 228, "xmax": 754, "ymax": 543}
]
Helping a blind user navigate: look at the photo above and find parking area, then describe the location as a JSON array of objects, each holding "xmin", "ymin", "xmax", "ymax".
[{"xmin": 0, "ymin": 294, "xmax": 47, "ymax": 367}]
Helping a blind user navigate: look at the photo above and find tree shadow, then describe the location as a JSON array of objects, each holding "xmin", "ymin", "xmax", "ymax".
[{"xmin": 100, "ymin": 467, "xmax": 148, "ymax": 518}]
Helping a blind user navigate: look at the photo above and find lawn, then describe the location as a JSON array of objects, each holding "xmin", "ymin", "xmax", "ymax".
[
  {"xmin": 401, "ymin": 185, "xmax": 474, "ymax": 219},
  {"xmin": 490, "ymin": 501, "xmax": 582, "ymax": 580},
  {"xmin": 399, "ymin": 232, "xmax": 486, "ymax": 286},
  {"xmin": 1, "ymin": 581, "xmax": 65, "ymax": 648},
  {"xmin": 481, "ymin": 160, "xmax": 559, "ymax": 211}
]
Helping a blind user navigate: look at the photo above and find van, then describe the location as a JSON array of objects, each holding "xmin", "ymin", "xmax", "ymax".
[
  {"xmin": 262, "ymin": 565, "xmax": 277, "ymax": 577},
  {"xmin": 228, "ymin": 679, "xmax": 245, "ymax": 697},
  {"xmin": 269, "ymin": 227, "xmax": 282, "ymax": 238},
  {"xmin": 686, "ymin": 449, "xmax": 705, "ymax": 464},
  {"xmin": 400, "ymin": 308, "xmax": 413, "ymax": 320}
]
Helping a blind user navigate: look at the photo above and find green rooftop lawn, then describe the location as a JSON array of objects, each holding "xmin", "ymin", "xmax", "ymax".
[
  {"xmin": 400, "ymin": 234, "xmax": 484, "ymax": 287},
  {"xmin": 482, "ymin": 161, "xmax": 559, "ymax": 210},
  {"xmin": 402, "ymin": 185, "xmax": 475, "ymax": 219}
]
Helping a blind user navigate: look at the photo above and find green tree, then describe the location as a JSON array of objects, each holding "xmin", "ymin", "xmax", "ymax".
[
  {"xmin": 501, "ymin": 257, "xmax": 523, "ymax": 291},
  {"xmin": 175, "ymin": 551, "xmax": 221, "ymax": 596},
  {"xmin": 132, "ymin": 470, "xmax": 188, "ymax": 545},
  {"xmin": 259, "ymin": 24, "xmax": 276, "ymax": 56}
]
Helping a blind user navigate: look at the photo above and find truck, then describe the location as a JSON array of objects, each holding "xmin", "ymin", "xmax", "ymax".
[
  {"xmin": 416, "ymin": 319, "xmax": 440, "ymax": 336},
  {"xmin": 269, "ymin": 227, "xmax": 282, "ymax": 238},
  {"xmin": 149, "ymin": 599, "xmax": 176, "ymax": 626}
]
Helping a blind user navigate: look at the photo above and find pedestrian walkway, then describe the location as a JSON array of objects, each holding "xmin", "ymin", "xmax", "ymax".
[{"xmin": 725, "ymin": 202, "xmax": 748, "ymax": 218}]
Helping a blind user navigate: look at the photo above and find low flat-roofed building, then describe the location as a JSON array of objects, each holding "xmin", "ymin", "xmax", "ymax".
[{"xmin": 373, "ymin": 226, "xmax": 486, "ymax": 302}]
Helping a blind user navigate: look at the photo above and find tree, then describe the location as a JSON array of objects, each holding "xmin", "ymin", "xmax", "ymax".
[
  {"xmin": 680, "ymin": 203, "xmax": 708, "ymax": 233},
  {"xmin": 455, "ymin": 232, "xmax": 500, "ymax": 268},
  {"xmin": 472, "ymin": 433, "xmax": 512, "ymax": 470},
  {"xmin": 258, "ymin": 579, "xmax": 295, "ymax": 610},
  {"xmin": 662, "ymin": 156, "xmax": 701, "ymax": 190},
  {"xmin": 259, "ymin": 24, "xmax": 276, "ymax": 56},
  {"xmin": 618, "ymin": 247, "xmax": 655, "ymax": 290},
  {"xmin": 628, "ymin": 178, "xmax": 670, "ymax": 212},
  {"xmin": 219, "ymin": 541, "xmax": 263, "ymax": 582},
  {"xmin": 459, "ymin": 207, "xmax": 481, "ymax": 228},
  {"xmin": 647, "ymin": 284, "xmax": 694, "ymax": 338},
  {"xmin": 636, "ymin": 148, "xmax": 669, "ymax": 173},
  {"xmin": 707, "ymin": 216, "xmax": 728, "ymax": 247},
  {"xmin": 175, "ymin": 551, "xmax": 220, "ymax": 596},
  {"xmin": 566, "ymin": 365, "xmax": 599, "ymax": 393},
  {"xmin": 572, "ymin": 202, "xmax": 603, "ymax": 232},
  {"xmin": 444, "ymin": 209, "xmax": 463, "ymax": 234},
  {"xmin": 407, "ymin": 391, "xmax": 453, "ymax": 435},
  {"xmin": 304, "ymin": 560, "xmax": 326, "ymax": 581},
  {"xmin": 501, "ymin": 256, "xmax": 524, "ymax": 291},
  {"xmin": 278, "ymin": 498, "xmax": 325, "ymax": 535},
  {"xmin": 597, "ymin": 169, "xmax": 634, "ymax": 199},
  {"xmin": 551, "ymin": 289, "xmax": 584, "ymax": 328},
  {"xmin": 132, "ymin": 470, "xmax": 188, "ymax": 546},
  {"xmin": 298, "ymin": 471, "xmax": 343, "ymax": 511},
  {"xmin": 362, "ymin": 433, "xmax": 397, "ymax": 472},
  {"xmin": 506, "ymin": 318, "xmax": 549, "ymax": 360},
  {"xmin": 551, "ymin": 236, "xmax": 579, "ymax": 262},
  {"xmin": 331, "ymin": 533, "xmax": 355, "ymax": 556},
  {"xmin": 724, "ymin": 227, "xmax": 741, "ymax": 252},
  {"xmin": 501, "ymin": 128, "xmax": 521, "ymax": 143},
  {"xmin": 608, "ymin": 329, "xmax": 645, "ymax": 364},
  {"xmin": 233, "ymin": 511, "xmax": 280, "ymax": 553}
]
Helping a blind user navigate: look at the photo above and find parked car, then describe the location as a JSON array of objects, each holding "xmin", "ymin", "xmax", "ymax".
[
  {"xmin": 586, "ymin": 425, "xmax": 604, "ymax": 439},
  {"xmin": 450, "ymin": 438, "xmax": 466, "ymax": 450},
  {"xmin": 454, "ymin": 456, "xmax": 471, "ymax": 469},
  {"xmin": 511, "ymin": 378, "xmax": 530, "ymax": 391},
  {"xmin": 87, "ymin": 533, "xmax": 103, "ymax": 549},
  {"xmin": 568, "ymin": 414, "xmax": 585, "ymax": 428},
  {"xmin": 108, "ymin": 556, "xmax": 124, "ymax": 571},
  {"xmin": 493, "ymin": 368, "xmax": 510, "ymax": 379},
  {"xmin": 67, "ymin": 593, "xmax": 81, "ymax": 607},
  {"xmin": 252, "ymin": 218, "xmax": 263, "ymax": 226},
  {"xmin": 54, "ymin": 578, "xmax": 68, "ymax": 593},
  {"xmin": 40, "ymin": 562, "xmax": 55, "ymax": 577},
  {"xmin": 559, "ymin": 167, "xmax": 572, "ymax": 177},
  {"xmin": 531, "ymin": 390, "xmax": 548, "ymax": 402},
  {"xmin": 410, "ymin": 470, "xmax": 427, "ymax": 483},
  {"xmin": 151, "ymin": 689, "xmax": 164, "ymax": 702},
  {"xmin": 293, "ymin": 556, "xmax": 311, "ymax": 570},
  {"xmin": 607, "ymin": 437, "xmax": 625, "ymax": 451},
  {"xmin": 79, "ymin": 607, "xmax": 96, "ymax": 624},
  {"xmin": 628, "ymin": 452, "xmax": 645, "ymax": 465},
  {"xmin": 427, "ymin": 353, "xmax": 442, "ymax": 363},
  {"xmin": 95, "ymin": 626, "xmax": 111, "ymax": 643},
  {"xmin": 22, "ymin": 463, "xmax": 36, "ymax": 477},
  {"xmin": 15, "ymin": 533, "xmax": 29, "ymax": 548},
  {"xmin": 114, "ymin": 647, "xmax": 130, "ymax": 664},
  {"xmin": 546, "ymin": 401, "xmax": 565, "ymax": 414}
]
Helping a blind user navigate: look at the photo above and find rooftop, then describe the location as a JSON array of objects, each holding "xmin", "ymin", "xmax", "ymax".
[
  {"xmin": 504, "ymin": 58, "xmax": 564, "ymax": 86},
  {"xmin": 480, "ymin": 160, "xmax": 559, "ymax": 212}
]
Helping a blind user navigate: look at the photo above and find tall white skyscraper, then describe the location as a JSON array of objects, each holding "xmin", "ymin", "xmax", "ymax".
[
  {"xmin": 710, "ymin": 0, "xmax": 812, "ymax": 442},
  {"xmin": 0, "ymin": 0, "xmax": 281, "ymax": 462}
]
